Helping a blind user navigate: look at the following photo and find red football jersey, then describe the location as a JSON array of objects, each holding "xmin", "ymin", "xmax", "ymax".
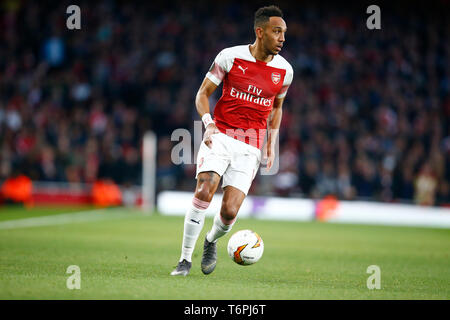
[{"xmin": 206, "ymin": 44, "xmax": 293, "ymax": 149}]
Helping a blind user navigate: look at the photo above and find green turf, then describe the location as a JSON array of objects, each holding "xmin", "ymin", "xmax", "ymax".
[
  {"xmin": 0, "ymin": 205, "xmax": 94, "ymax": 222},
  {"xmin": 0, "ymin": 205, "xmax": 449, "ymax": 299}
]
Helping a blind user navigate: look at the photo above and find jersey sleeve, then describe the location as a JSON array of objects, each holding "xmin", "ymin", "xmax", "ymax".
[
  {"xmin": 276, "ymin": 65, "xmax": 294, "ymax": 99},
  {"xmin": 205, "ymin": 49, "xmax": 234, "ymax": 86}
]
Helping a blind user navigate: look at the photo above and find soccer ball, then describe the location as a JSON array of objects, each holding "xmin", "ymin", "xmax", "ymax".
[{"xmin": 227, "ymin": 230, "xmax": 264, "ymax": 265}]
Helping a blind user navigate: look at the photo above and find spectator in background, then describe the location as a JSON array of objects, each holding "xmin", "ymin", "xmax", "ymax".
[
  {"xmin": 336, "ymin": 162, "xmax": 356, "ymax": 200},
  {"xmin": 352, "ymin": 156, "xmax": 380, "ymax": 199},
  {"xmin": 315, "ymin": 160, "xmax": 338, "ymax": 198},
  {"xmin": 299, "ymin": 158, "xmax": 318, "ymax": 198},
  {"xmin": 42, "ymin": 33, "xmax": 65, "ymax": 68},
  {"xmin": 273, "ymin": 139, "xmax": 301, "ymax": 197},
  {"xmin": 414, "ymin": 162, "xmax": 438, "ymax": 206}
]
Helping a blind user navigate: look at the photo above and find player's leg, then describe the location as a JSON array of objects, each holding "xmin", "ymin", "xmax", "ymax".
[
  {"xmin": 179, "ymin": 171, "xmax": 220, "ymax": 261},
  {"xmin": 207, "ymin": 185, "xmax": 245, "ymax": 241},
  {"xmin": 201, "ymin": 185, "xmax": 246, "ymax": 275},
  {"xmin": 171, "ymin": 171, "xmax": 220, "ymax": 276},
  {"xmin": 171, "ymin": 134, "xmax": 231, "ymax": 276},
  {"xmin": 201, "ymin": 136, "xmax": 261, "ymax": 275}
]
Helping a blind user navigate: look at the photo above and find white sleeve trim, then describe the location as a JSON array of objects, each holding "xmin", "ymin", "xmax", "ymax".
[{"xmin": 206, "ymin": 72, "xmax": 222, "ymax": 86}]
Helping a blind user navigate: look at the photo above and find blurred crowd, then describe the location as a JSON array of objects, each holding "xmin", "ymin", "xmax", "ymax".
[{"xmin": 0, "ymin": 0, "xmax": 449, "ymax": 206}]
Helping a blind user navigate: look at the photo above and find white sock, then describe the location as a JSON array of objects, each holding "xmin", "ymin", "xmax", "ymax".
[
  {"xmin": 206, "ymin": 213, "xmax": 236, "ymax": 243},
  {"xmin": 179, "ymin": 197, "xmax": 210, "ymax": 262}
]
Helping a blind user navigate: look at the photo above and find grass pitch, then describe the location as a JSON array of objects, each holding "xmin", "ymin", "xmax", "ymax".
[{"xmin": 0, "ymin": 205, "xmax": 449, "ymax": 299}]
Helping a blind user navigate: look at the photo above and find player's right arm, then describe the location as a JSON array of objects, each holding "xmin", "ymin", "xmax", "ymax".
[
  {"xmin": 197, "ymin": 48, "xmax": 232, "ymax": 148},
  {"xmin": 195, "ymin": 77, "xmax": 220, "ymax": 148}
]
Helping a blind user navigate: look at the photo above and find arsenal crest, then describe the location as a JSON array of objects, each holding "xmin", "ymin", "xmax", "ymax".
[{"xmin": 271, "ymin": 72, "xmax": 281, "ymax": 85}]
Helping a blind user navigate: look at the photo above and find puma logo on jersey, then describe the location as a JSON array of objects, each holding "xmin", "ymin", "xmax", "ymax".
[{"xmin": 238, "ymin": 65, "xmax": 248, "ymax": 74}]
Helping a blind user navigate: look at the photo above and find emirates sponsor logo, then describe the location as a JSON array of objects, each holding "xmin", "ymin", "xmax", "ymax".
[{"xmin": 229, "ymin": 87, "xmax": 272, "ymax": 107}]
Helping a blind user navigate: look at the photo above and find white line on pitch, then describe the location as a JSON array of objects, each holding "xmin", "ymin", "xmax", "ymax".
[{"xmin": 0, "ymin": 208, "xmax": 140, "ymax": 230}]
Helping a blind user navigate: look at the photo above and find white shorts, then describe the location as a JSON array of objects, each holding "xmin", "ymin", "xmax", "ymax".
[{"xmin": 196, "ymin": 132, "xmax": 261, "ymax": 195}]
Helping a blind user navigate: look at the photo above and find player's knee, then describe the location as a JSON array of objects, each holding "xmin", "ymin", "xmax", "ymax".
[
  {"xmin": 220, "ymin": 201, "xmax": 238, "ymax": 222},
  {"xmin": 195, "ymin": 184, "xmax": 213, "ymax": 202}
]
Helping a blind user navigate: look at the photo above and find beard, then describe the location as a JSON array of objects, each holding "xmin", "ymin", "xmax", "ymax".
[{"xmin": 264, "ymin": 43, "xmax": 278, "ymax": 56}]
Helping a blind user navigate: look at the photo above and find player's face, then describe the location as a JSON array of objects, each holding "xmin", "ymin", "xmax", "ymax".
[{"xmin": 262, "ymin": 17, "xmax": 287, "ymax": 55}]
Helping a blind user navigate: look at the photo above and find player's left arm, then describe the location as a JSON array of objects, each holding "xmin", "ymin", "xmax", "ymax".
[
  {"xmin": 264, "ymin": 96, "xmax": 284, "ymax": 170},
  {"xmin": 264, "ymin": 64, "xmax": 293, "ymax": 169}
]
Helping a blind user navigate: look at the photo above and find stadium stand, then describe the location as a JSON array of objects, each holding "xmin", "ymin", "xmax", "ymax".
[{"xmin": 0, "ymin": 0, "xmax": 448, "ymax": 206}]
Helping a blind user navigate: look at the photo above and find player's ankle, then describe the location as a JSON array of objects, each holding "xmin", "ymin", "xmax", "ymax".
[{"xmin": 206, "ymin": 231, "xmax": 217, "ymax": 243}]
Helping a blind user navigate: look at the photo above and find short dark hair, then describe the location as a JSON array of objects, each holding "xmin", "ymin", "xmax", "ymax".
[{"xmin": 254, "ymin": 5, "xmax": 283, "ymax": 29}]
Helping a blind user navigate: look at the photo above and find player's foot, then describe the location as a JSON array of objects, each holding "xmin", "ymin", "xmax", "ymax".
[
  {"xmin": 201, "ymin": 237, "xmax": 217, "ymax": 275},
  {"xmin": 170, "ymin": 259, "xmax": 192, "ymax": 276}
]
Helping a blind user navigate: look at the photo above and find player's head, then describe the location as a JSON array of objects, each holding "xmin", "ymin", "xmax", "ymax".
[{"xmin": 253, "ymin": 5, "xmax": 286, "ymax": 56}]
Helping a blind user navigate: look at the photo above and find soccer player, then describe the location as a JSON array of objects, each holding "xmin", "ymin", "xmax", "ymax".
[{"xmin": 171, "ymin": 5, "xmax": 293, "ymax": 276}]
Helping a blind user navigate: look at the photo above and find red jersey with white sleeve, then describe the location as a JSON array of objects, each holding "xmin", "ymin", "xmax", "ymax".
[{"xmin": 206, "ymin": 44, "xmax": 294, "ymax": 149}]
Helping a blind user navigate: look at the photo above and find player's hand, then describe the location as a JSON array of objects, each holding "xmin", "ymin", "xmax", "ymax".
[
  {"xmin": 203, "ymin": 123, "xmax": 220, "ymax": 148},
  {"xmin": 263, "ymin": 143, "xmax": 276, "ymax": 170}
]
